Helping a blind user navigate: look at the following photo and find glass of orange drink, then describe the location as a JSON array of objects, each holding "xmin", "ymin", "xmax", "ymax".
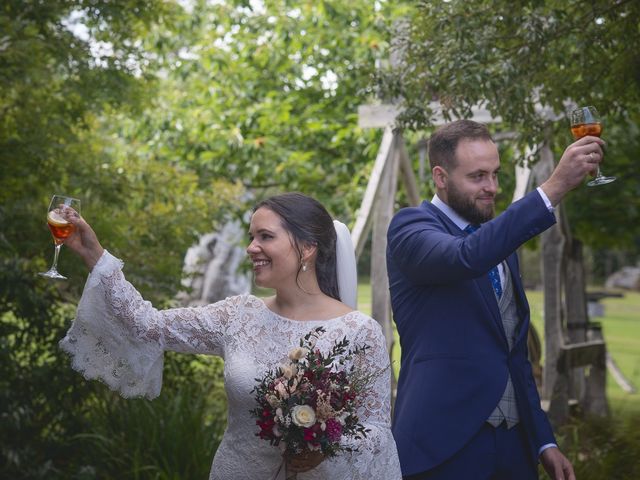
[{"xmin": 39, "ymin": 195, "xmax": 80, "ymax": 280}]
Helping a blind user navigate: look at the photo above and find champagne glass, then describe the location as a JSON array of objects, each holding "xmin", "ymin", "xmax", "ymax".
[
  {"xmin": 570, "ymin": 106, "xmax": 616, "ymax": 186},
  {"xmin": 39, "ymin": 195, "xmax": 80, "ymax": 280}
]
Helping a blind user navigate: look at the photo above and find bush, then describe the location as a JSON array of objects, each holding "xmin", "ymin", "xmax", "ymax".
[
  {"xmin": 0, "ymin": 256, "xmax": 98, "ymax": 479},
  {"xmin": 540, "ymin": 415, "xmax": 640, "ymax": 479},
  {"xmin": 69, "ymin": 354, "xmax": 227, "ymax": 480},
  {"xmin": 1, "ymin": 256, "xmax": 227, "ymax": 479}
]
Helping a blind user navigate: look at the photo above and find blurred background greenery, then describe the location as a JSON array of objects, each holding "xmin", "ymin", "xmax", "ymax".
[{"xmin": 2, "ymin": 0, "xmax": 639, "ymax": 478}]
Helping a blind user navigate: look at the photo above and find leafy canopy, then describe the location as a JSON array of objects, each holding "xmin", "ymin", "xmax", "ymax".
[{"xmin": 381, "ymin": 0, "xmax": 640, "ymax": 249}]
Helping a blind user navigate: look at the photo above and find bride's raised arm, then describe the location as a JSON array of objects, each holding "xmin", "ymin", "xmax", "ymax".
[{"xmin": 58, "ymin": 209, "xmax": 242, "ymax": 399}]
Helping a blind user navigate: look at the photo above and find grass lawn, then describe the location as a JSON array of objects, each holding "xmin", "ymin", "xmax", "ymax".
[{"xmin": 357, "ymin": 283, "xmax": 640, "ymax": 418}]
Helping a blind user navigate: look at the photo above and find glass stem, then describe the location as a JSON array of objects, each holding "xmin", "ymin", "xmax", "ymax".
[
  {"xmin": 51, "ymin": 243, "xmax": 62, "ymax": 270},
  {"xmin": 594, "ymin": 166, "xmax": 602, "ymax": 178}
]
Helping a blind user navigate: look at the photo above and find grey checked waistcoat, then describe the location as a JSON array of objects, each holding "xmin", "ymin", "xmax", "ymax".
[{"xmin": 486, "ymin": 262, "xmax": 520, "ymax": 428}]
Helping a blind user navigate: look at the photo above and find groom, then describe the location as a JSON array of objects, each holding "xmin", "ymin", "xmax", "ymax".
[{"xmin": 387, "ymin": 119, "xmax": 603, "ymax": 479}]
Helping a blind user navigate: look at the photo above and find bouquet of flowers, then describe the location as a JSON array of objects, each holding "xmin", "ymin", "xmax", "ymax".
[{"xmin": 250, "ymin": 326, "xmax": 380, "ymax": 478}]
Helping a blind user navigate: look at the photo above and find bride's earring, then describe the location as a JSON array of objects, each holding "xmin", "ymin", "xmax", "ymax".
[{"xmin": 302, "ymin": 263, "xmax": 307, "ymax": 272}]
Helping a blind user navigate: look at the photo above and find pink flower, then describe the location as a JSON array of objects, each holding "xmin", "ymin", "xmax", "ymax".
[
  {"xmin": 304, "ymin": 423, "xmax": 323, "ymax": 447},
  {"xmin": 274, "ymin": 381, "xmax": 289, "ymax": 399},
  {"xmin": 303, "ymin": 428, "xmax": 316, "ymax": 441},
  {"xmin": 256, "ymin": 411, "xmax": 276, "ymax": 440},
  {"xmin": 325, "ymin": 418, "xmax": 343, "ymax": 442}
]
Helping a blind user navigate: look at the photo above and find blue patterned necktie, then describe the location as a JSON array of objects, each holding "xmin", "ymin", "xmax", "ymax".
[{"xmin": 464, "ymin": 224, "xmax": 503, "ymax": 298}]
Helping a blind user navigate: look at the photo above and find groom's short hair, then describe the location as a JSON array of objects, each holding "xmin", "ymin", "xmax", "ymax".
[{"xmin": 428, "ymin": 119, "xmax": 494, "ymax": 171}]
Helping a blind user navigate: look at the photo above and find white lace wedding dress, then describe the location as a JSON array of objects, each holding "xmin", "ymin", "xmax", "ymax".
[{"xmin": 60, "ymin": 251, "xmax": 402, "ymax": 480}]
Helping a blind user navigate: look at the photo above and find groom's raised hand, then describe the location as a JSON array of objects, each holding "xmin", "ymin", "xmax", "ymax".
[{"xmin": 540, "ymin": 447, "xmax": 576, "ymax": 480}]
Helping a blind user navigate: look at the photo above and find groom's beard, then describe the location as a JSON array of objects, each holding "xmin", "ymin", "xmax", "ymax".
[{"xmin": 447, "ymin": 181, "xmax": 495, "ymax": 225}]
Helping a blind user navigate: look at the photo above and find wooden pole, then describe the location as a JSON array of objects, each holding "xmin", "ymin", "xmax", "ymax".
[
  {"xmin": 370, "ymin": 131, "xmax": 401, "ymax": 407},
  {"xmin": 397, "ymin": 135, "xmax": 421, "ymax": 207},
  {"xmin": 535, "ymin": 138, "xmax": 569, "ymax": 426},
  {"xmin": 584, "ymin": 326, "xmax": 610, "ymax": 416},
  {"xmin": 371, "ymin": 132, "xmax": 400, "ymax": 348},
  {"xmin": 565, "ymin": 237, "xmax": 588, "ymax": 405},
  {"xmin": 351, "ymin": 126, "xmax": 395, "ymax": 258}
]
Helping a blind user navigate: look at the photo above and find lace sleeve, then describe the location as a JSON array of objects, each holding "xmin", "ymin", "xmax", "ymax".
[
  {"xmin": 345, "ymin": 315, "xmax": 402, "ymax": 479},
  {"xmin": 59, "ymin": 250, "xmax": 241, "ymax": 400}
]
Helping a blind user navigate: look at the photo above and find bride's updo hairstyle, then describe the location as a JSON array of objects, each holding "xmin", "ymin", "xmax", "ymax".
[{"xmin": 253, "ymin": 193, "xmax": 340, "ymax": 300}]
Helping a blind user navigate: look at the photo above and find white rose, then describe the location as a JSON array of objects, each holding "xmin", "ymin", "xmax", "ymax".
[
  {"xmin": 291, "ymin": 405, "xmax": 316, "ymax": 428},
  {"xmin": 289, "ymin": 347, "xmax": 309, "ymax": 361}
]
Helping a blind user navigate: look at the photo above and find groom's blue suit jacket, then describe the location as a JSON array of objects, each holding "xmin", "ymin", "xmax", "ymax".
[{"xmin": 387, "ymin": 190, "xmax": 557, "ymax": 476}]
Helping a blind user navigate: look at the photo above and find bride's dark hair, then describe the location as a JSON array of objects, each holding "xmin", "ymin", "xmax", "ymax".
[{"xmin": 253, "ymin": 192, "xmax": 340, "ymax": 300}]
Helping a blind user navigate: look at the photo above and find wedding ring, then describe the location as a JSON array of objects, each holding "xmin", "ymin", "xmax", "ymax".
[{"xmin": 589, "ymin": 152, "xmax": 595, "ymax": 162}]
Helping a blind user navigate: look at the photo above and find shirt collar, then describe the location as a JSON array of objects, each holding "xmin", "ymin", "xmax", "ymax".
[{"xmin": 431, "ymin": 194, "xmax": 472, "ymax": 231}]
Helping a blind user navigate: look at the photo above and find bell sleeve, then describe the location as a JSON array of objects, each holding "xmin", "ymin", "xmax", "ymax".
[{"xmin": 59, "ymin": 250, "xmax": 241, "ymax": 400}]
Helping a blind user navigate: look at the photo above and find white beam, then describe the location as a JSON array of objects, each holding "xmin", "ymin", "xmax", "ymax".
[
  {"xmin": 358, "ymin": 105, "xmax": 401, "ymax": 129},
  {"xmin": 358, "ymin": 102, "xmax": 563, "ymax": 129}
]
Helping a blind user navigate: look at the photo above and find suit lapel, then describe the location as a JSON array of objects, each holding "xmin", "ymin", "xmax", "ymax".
[
  {"xmin": 506, "ymin": 253, "xmax": 530, "ymax": 346},
  {"xmin": 476, "ymin": 274, "xmax": 509, "ymax": 348}
]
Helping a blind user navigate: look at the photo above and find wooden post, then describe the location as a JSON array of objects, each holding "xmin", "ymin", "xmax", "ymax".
[
  {"xmin": 584, "ymin": 324, "xmax": 609, "ymax": 416},
  {"xmin": 371, "ymin": 131, "xmax": 400, "ymax": 354},
  {"xmin": 351, "ymin": 126, "xmax": 395, "ymax": 258},
  {"xmin": 565, "ymin": 237, "xmax": 588, "ymax": 405},
  {"xmin": 564, "ymin": 236, "xmax": 610, "ymax": 416},
  {"xmin": 535, "ymin": 138, "xmax": 569, "ymax": 426},
  {"xmin": 397, "ymin": 135, "xmax": 421, "ymax": 207}
]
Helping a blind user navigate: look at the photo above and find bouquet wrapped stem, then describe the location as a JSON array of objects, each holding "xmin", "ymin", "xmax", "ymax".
[
  {"xmin": 285, "ymin": 449, "xmax": 324, "ymax": 479},
  {"xmin": 285, "ymin": 471, "xmax": 296, "ymax": 480},
  {"xmin": 271, "ymin": 449, "xmax": 323, "ymax": 479}
]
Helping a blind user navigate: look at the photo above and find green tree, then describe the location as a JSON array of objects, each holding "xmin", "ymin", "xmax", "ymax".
[
  {"xmin": 119, "ymin": 0, "xmax": 409, "ymax": 218},
  {"xmin": 2, "ymin": 1, "xmax": 407, "ymax": 477},
  {"xmin": 1, "ymin": 2, "xmax": 236, "ymax": 477},
  {"xmin": 381, "ymin": 0, "xmax": 640, "ymax": 250}
]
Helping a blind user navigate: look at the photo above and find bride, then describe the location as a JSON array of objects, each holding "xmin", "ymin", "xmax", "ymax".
[{"xmin": 59, "ymin": 192, "xmax": 402, "ymax": 480}]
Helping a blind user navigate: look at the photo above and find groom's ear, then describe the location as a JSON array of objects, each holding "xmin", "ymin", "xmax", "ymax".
[{"xmin": 432, "ymin": 166, "xmax": 448, "ymax": 189}]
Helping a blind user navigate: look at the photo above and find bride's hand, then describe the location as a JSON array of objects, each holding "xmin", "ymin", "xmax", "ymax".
[
  {"xmin": 59, "ymin": 206, "xmax": 104, "ymax": 270},
  {"xmin": 285, "ymin": 449, "xmax": 324, "ymax": 473}
]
